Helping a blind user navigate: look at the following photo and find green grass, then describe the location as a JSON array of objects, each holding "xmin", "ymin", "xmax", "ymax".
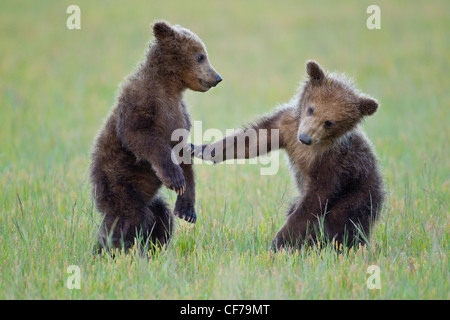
[{"xmin": 0, "ymin": 0, "xmax": 448, "ymax": 299}]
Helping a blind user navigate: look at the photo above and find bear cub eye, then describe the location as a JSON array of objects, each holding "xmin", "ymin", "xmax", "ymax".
[
  {"xmin": 324, "ymin": 120, "xmax": 334, "ymax": 128},
  {"xmin": 307, "ymin": 106, "xmax": 314, "ymax": 116},
  {"xmin": 197, "ymin": 54, "xmax": 205, "ymax": 63}
]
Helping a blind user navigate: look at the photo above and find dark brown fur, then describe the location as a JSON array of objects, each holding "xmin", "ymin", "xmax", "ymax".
[
  {"xmin": 90, "ymin": 21, "xmax": 222, "ymax": 252},
  {"xmin": 193, "ymin": 60, "xmax": 384, "ymax": 250}
]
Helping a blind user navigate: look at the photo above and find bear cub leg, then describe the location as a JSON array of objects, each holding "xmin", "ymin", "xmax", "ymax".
[
  {"xmin": 174, "ymin": 162, "xmax": 196, "ymax": 223},
  {"xmin": 96, "ymin": 197, "xmax": 173, "ymax": 254}
]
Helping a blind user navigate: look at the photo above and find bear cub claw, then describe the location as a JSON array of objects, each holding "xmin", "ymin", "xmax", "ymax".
[
  {"xmin": 174, "ymin": 196, "xmax": 197, "ymax": 223},
  {"xmin": 162, "ymin": 166, "xmax": 186, "ymax": 195}
]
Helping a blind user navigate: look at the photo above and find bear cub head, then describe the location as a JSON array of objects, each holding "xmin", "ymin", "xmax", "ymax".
[
  {"xmin": 152, "ymin": 21, "xmax": 222, "ymax": 92},
  {"xmin": 297, "ymin": 60, "xmax": 379, "ymax": 146}
]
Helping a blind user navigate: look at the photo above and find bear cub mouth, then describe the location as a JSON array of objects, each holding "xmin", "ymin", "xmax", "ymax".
[
  {"xmin": 198, "ymin": 74, "xmax": 222, "ymax": 89},
  {"xmin": 198, "ymin": 78, "xmax": 217, "ymax": 89}
]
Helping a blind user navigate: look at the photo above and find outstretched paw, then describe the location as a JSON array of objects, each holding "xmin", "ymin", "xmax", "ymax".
[{"xmin": 190, "ymin": 143, "xmax": 217, "ymax": 163}]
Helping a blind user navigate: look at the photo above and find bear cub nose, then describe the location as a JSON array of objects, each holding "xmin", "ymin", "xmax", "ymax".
[
  {"xmin": 299, "ymin": 133, "xmax": 312, "ymax": 145},
  {"xmin": 214, "ymin": 74, "xmax": 223, "ymax": 86}
]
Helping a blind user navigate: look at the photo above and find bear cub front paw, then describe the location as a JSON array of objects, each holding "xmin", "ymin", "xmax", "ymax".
[
  {"xmin": 189, "ymin": 143, "xmax": 217, "ymax": 163},
  {"xmin": 161, "ymin": 165, "xmax": 186, "ymax": 195}
]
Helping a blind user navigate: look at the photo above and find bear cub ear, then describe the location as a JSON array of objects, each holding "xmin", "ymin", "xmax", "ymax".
[
  {"xmin": 153, "ymin": 21, "xmax": 175, "ymax": 40},
  {"xmin": 306, "ymin": 60, "xmax": 326, "ymax": 82},
  {"xmin": 358, "ymin": 96, "xmax": 379, "ymax": 116}
]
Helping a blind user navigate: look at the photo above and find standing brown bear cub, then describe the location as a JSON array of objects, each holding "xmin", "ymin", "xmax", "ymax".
[
  {"xmin": 193, "ymin": 60, "xmax": 384, "ymax": 250},
  {"xmin": 90, "ymin": 21, "xmax": 222, "ymax": 252}
]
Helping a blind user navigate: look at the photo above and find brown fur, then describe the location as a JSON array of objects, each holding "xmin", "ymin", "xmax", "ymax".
[
  {"xmin": 90, "ymin": 21, "xmax": 222, "ymax": 252},
  {"xmin": 193, "ymin": 60, "xmax": 384, "ymax": 250}
]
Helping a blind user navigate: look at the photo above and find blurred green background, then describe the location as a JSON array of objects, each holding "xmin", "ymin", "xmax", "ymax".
[{"xmin": 0, "ymin": 0, "xmax": 448, "ymax": 299}]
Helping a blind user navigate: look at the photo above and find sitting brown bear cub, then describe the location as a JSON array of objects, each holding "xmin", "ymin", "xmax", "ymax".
[
  {"xmin": 193, "ymin": 60, "xmax": 384, "ymax": 250},
  {"xmin": 90, "ymin": 21, "xmax": 222, "ymax": 252}
]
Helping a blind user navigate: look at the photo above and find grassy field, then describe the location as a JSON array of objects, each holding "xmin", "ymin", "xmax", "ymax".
[{"xmin": 0, "ymin": 0, "xmax": 448, "ymax": 299}]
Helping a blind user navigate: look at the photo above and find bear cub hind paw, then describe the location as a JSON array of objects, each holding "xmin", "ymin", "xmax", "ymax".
[{"xmin": 174, "ymin": 197, "xmax": 197, "ymax": 223}]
